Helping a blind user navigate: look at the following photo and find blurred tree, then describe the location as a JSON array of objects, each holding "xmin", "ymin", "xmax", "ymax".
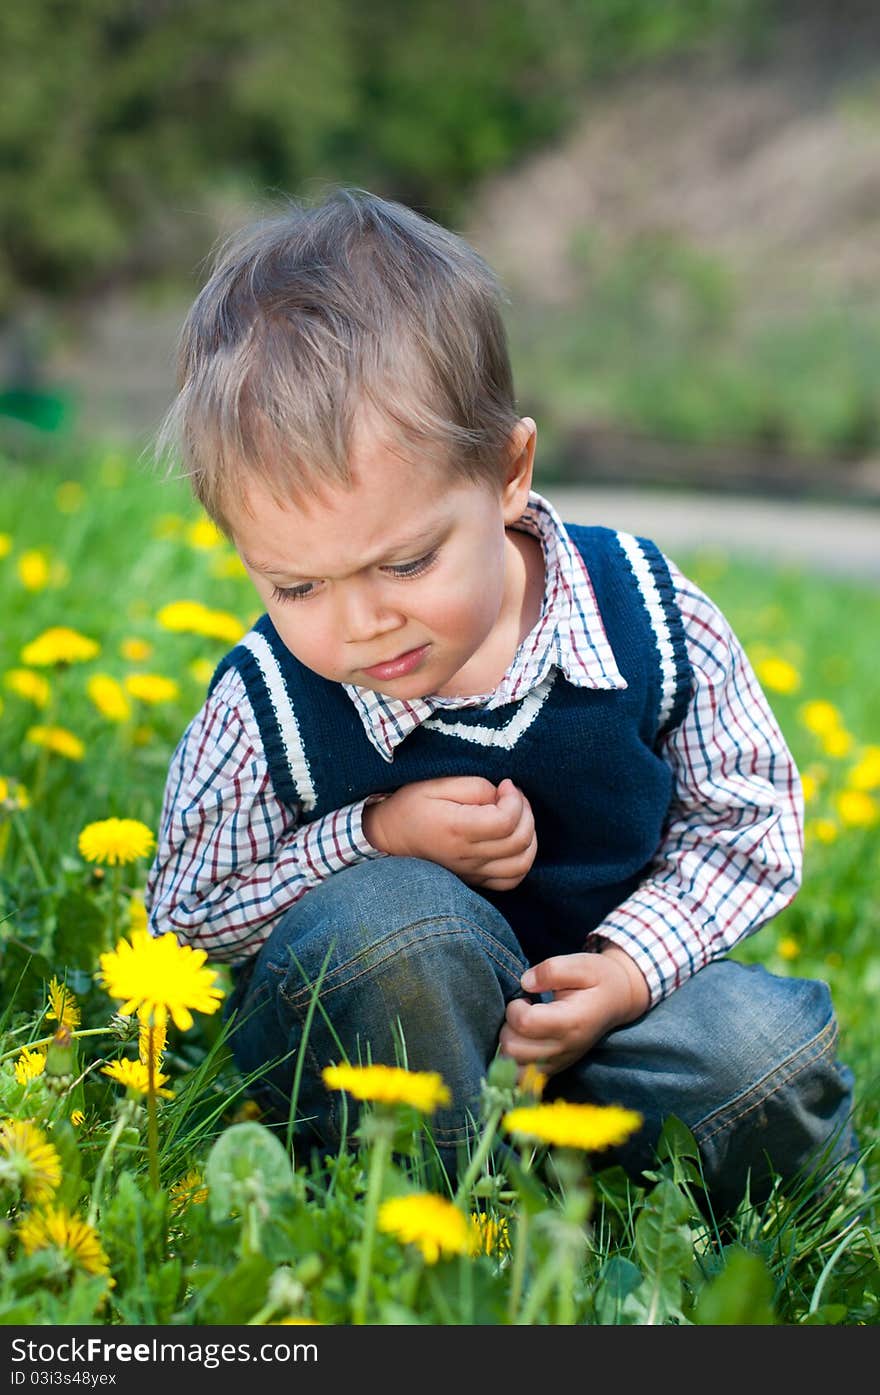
[{"xmin": 0, "ymin": 0, "xmax": 763, "ymax": 318}]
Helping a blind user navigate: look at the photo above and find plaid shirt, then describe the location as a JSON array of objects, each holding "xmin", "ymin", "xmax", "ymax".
[{"xmin": 145, "ymin": 491, "xmax": 803, "ymax": 1004}]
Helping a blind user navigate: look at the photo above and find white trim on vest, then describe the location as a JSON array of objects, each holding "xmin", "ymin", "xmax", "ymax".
[
  {"xmin": 421, "ymin": 671, "xmax": 556, "ymax": 748},
  {"xmin": 242, "ymin": 631, "xmax": 318, "ymax": 811},
  {"xmin": 614, "ymin": 532, "xmax": 677, "ymax": 732}
]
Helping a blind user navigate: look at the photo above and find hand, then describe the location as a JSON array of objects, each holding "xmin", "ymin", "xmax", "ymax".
[
  {"xmin": 362, "ymin": 775, "xmax": 537, "ymax": 891},
  {"xmin": 499, "ymin": 946, "xmax": 651, "ymax": 1077}
]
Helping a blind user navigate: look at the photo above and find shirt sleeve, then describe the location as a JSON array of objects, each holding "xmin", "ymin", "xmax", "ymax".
[
  {"xmin": 586, "ymin": 558, "xmax": 804, "ymax": 1005},
  {"xmin": 143, "ymin": 669, "xmax": 385, "ymax": 965}
]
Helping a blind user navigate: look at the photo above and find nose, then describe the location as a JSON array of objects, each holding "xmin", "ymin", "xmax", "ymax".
[{"xmin": 337, "ymin": 581, "xmax": 404, "ymax": 644}]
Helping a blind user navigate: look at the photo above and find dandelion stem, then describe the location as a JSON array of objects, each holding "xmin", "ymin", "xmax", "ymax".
[
  {"xmin": 10, "ymin": 811, "xmax": 50, "ymax": 891},
  {"xmin": 517, "ymin": 1252, "xmax": 559, "ymax": 1325},
  {"xmin": 453, "ymin": 1103, "xmax": 503, "ymax": 1207},
  {"xmin": 109, "ymin": 863, "xmax": 123, "ymax": 947},
  {"xmin": 146, "ymin": 1022, "xmax": 160, "ymax": 1191},
  {"xmin": 352, "ymin": 1114, "xmax": 393, "ymax": 1325},
  {"xmin": 0, "ymin": 1027, "xmax": 116, "ymax": 1066},
  {"xmin": 506, "ymin": 1148, "xmax": 532, "ymax": 1322},
  {"xmin": 88, "ymin": 1097, "xmax": 138, "ymax": 1227}
]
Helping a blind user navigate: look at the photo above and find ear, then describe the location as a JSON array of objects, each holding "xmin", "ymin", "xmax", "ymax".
[{"xmin": 500, "ymin": 417, "xmax": 537, "ymax": 523}]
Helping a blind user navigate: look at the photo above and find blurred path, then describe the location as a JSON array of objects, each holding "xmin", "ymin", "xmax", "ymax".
[{"xmin": 545, "ymin": 486, "xmax": 880, "ymax": 584}]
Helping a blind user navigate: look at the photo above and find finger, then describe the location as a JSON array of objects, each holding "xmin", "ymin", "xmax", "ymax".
[
  {"xmin": 520, "ymin": 952, "xmax": 601, "ymax": 996},
  {"xmin": 464, "ymin": 800, "xmax": 535, "ymax": 861},
  {"xmin": 430, "ymin": 776, "xmax": 497, "ymax": 805},
  {"xmin": 458, "ymin": 782, "xmax": 532, "ymax": 848},
  {"xmin": 469, "ymin": 834, "xmax": 538, "ymax": 889},
  {"xmin": 506, "ymin": 995, "xmax": 578, "ymax": 1039},
  {"xmin": 449, "ymin": 797, "xmax": 522, "ymax": 842},
  {"xmin": 498, "ymin": 1025, "xmax": 559, "ymax": 1063}
]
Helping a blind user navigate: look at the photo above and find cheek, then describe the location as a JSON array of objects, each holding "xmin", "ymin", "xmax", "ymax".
[{"xmin": 271, "ymin": 610, "xmax": 341, "ymax": 676}]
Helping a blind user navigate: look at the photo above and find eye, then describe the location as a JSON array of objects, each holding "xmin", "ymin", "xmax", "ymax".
[
  {"xmin": 384, "ymin": 549, "xmax": 439, "ymax": 579},
  {"xmin": 271, "ymin": 581, "xmax": 318, "ymax": 603}
]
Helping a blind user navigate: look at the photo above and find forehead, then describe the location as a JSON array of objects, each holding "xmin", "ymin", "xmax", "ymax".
[{"xmin": 230, "ymin": 444, "xmax": 487, "ymax": 579}]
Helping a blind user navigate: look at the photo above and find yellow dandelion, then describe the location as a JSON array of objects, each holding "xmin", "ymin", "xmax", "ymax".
[
  {"xmin": 798, "ymin": 700, "xmax": 843, "ymax": 735},
  {"xmin": 847, "ymin": 746, "xmax": 880, "ymax": 792},
  {"xmin": 47, "ymin": 976, "xmax": 81, "ymax": 1031},
  {"xmin": 821, "ymin": 727, "xmax": 854, "ymax": 758},
  {"xmin": 17, "ymin": 549, "xmax": 51, "ymax": 591},
  {"xmin": 189, "ymin": 658, "xmax": 215, "ymax": 687},
  {"xmin": 800, "ymin": 773, "xmax": 818, "ymax": 804},
  {"xmin": 129, "ymin": 895, "xmax": 148, "ymax": 931},
  {"xmin": 98, "ymin": 928, "xmax": 224, "ymax": 1032},
  {"xmin": 806, "ymin": 818, "xmax": 839, "ymax": 845},
  {"xmin": 119, "ymin": 637, "xmax": 153, "ymax": 663},
  {"xmin": 170, "ymin": 1168, "xmax": 208, "ymax": 1211},
  {"xmin": 0, "ymin": 776, "xmax": 30, "ymax": 812},
  {"xmin": 70, "ymin": 1110, "xmax": 85, "ymax": 1127},
  {"xmin": 21, "ymin": 626, "xmax": 100, "ymax": 668},
  {"xmin": 18, "ymin": 1205, "xmax": 111, "ymax": 1276},
  {"xmin": 55, "ymin": 481, "xmax": 85, "ymax": 514},
  {"xmin": 4, "ymin": 668, "xmax": 50, "ymax": 708},
  {"xmin": 86, "ymin": 674, "xmax": 131, "ymax": 722},
  {"xmin": 321, "ymin": 1063, "xmax": 451, "ymax": 1114},
  {"xmin": 186, "ymin": 517, "xmax": 225, "ymax": 550},
  {"xmin": 124, "ymin": 673, "xmax": 180, "ymax": 705},
  {"xmin": 519, "ymin": 1064, "xmax": 547, "ymax": 1098},
  {"xmin": 25, "ymin": 725, "xmax": 85, "ymax": 761},
  {"xmin": 101, "ymin": 1057, "xmax": 174, "ymax": 1098},
  {"xmin": 155, "ymin": 600, "xmax": 245, "ymax": 644},
  {"xmin": 502, "ymin": 1100, "xmax": 643, "ymax": 1152},
  {"xmin": 198, "ymin": 609, "xmax": 248, "ymax": 644},
  {"xmin": 155, "ymin": 599, "xmax": 212, "ymax": 632},
  {"xmin": 777, "ymin": 936, "xmax": 800, "ymax": 961},
  {"xmin": 377, "ymin": 1193, "xmax": 471, "ymax": 1264},
  {"xmin": 14, "ymin": 1047, "xmax": 47, "ymax": 1083},
  {"xmin": 754, "ymin": 657, "xmax": 801, "ymax": 696},
  {"xmin": 78, "ymin": 817, "xmax": 155, "ymax": 866},
  {"xmin": 469, "ymin": 1211, "xmax": 510, "ymax": 1257},
  {"xmin": 0, "ymin": 1119, "xmax": 62, "ymax": 1205},
  {"xmin": 834, "ymin": 789, "xmax": 879, "ymax": 828},
  {"xmin": 0, "ymin": 533, "xmax": 11, "ymax": 558}
]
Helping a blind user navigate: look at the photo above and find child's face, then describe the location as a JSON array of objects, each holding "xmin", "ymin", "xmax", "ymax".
[{"xmin": 229, "ymin": 409, "xmax": 537, "ymax": 700}]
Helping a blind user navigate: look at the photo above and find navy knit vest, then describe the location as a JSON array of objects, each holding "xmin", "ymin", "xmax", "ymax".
[{"xmin": 210, "ymin": 526, "xmax": 692, "ymax": 964}]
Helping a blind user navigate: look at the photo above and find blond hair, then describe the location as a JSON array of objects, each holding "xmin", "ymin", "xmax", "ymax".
[{"xmin": 155, "ymin": 187, "xmax": 519, "ymax": 529}]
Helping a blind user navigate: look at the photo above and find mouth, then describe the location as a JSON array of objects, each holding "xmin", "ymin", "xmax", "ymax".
[{"xmin": 361, "ymin": 644, "xmax": 430, "ymax": 681}]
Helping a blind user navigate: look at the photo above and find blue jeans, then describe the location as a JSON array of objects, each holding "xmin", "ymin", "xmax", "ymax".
[{"xmin": 226, "ymin": 857, "xmax": 856, "ymax": 1211}]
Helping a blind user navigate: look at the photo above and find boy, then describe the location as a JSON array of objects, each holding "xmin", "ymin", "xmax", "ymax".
[{"xmin": 146, "ymin": 188, "xmax": 855, "ymax": 1212}]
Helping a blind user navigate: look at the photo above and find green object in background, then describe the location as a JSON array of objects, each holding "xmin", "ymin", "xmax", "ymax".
[{"xmin": 0, "ymin": 388, "xmax": 72, "ymax": 432}]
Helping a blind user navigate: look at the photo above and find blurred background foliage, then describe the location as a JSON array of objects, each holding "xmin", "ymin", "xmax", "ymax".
[{"xmin": 2, "ymin": 0, "xmax": 880, "ymax": 492}]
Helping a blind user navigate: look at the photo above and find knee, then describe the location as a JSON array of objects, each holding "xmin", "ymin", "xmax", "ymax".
[
  {"xmin": 698, "ymin": 967, "xmax": 837, "ymax": 1104},
  {"xmin": 263, "ymin": 855, "xmax": 527, "ymax": 1001},
  {"xmin": 691, "ymin": 969, "xmax": 855, "ymax": 1202}
]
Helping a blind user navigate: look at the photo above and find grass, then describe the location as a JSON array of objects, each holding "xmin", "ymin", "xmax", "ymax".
[{"xmin": 0, "ymin": 445, "xmax": 877, "ymax": 1325}]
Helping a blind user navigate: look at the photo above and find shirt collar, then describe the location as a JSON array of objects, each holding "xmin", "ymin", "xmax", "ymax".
[{"xmin": 345, "ymin": 489, "xmax": 627, "ymax": 761}]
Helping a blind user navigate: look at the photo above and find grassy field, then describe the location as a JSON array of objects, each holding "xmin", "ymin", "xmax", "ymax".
[{"xmin": 1, "ymin": 447, "xmax": 877, "ymax": 1325}]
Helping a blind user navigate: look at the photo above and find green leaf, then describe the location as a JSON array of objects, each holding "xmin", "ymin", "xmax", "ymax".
[
  {"xmin": 633, "ymin": 1179, "xmax": 695, "ymax": 1324},
  {"xmin": 205, "ymin": 1120, "xmax": 293, "ymax": 1219},
  {"xmin": 592, "ymin": 1256, "xmax": 645, "ymax": 1324},
  {"xmin": 693, "ymin": 1246, "xmax": 777, "ymax": 1325}
]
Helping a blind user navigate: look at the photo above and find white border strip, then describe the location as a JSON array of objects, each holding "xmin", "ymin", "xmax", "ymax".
[
  {"xmin": 423, "ymin": 672, "xmax": 556, "ymax": 749},
  {"xmin": 615, "ymin": 533, "xmax": 676, "ymax": 730},
  {"xmin": 242, "ymin": 632, "xmax": 317, "ymax": 810}
]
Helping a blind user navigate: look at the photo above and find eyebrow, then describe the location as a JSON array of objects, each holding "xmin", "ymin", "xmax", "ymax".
[{"xmin": 241, "ymin": 523, "xmax": 447, "ymax": 579}]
